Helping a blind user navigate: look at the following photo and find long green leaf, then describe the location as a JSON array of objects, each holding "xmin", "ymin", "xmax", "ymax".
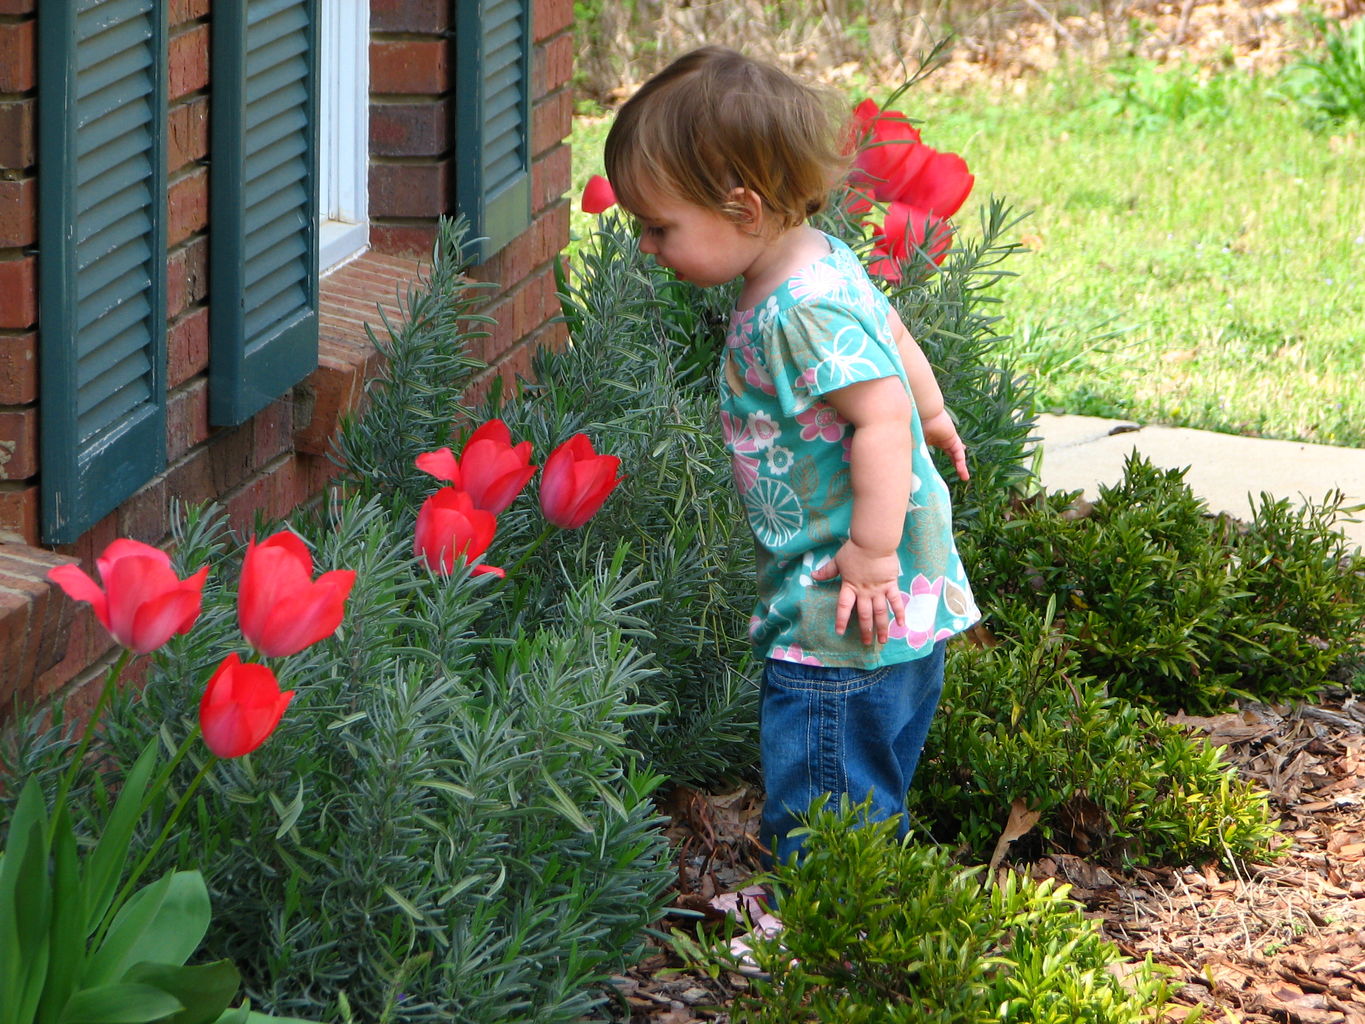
[
  {"xmin": 0, "ymin": 780, "xmax": 52, "ymax": 1024},
  {"xmin": 125, "ymin": 960, "xmax": 240, "ymax": 1024},
  {"xmin": 85, "ymin": 871, "xmax": 209, "ymax": 985},
  {"xmin": 86, "ymin": 740, "xmax": 160, "ymax": 936},
  {"xmin": 37, "ymin": 806, "xmax": 84, "ymax": 1024},
  {"xmin": 58, "ymin": 982, "xmax": 184, "ymax": 1023}
]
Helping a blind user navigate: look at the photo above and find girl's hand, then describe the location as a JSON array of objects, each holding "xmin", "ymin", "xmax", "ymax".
[
  {"xmin": 920, "ymin": 409, "xmax": 969, "ymax": 482},
  {"xmin": 811, "ymin": 540, "xmax": 906, "ymax": 645}
]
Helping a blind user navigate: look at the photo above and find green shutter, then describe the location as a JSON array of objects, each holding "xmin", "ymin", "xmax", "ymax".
[
  {"xmin": 210, "ymin": 0, "xmax": 320, "ymax": 426},
  {"xmin": 37, "ymin": 0, "xmax": 168, "ymax": 544},
  {"xmin": 454, "ymin": 0, "xmax": 532, "ymax": 263}
]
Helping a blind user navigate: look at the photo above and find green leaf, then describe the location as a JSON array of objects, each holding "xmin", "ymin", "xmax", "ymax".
[
  {"xmin": 37, "ymin": 805, "xmax": 85, "ymax": 1023},
  {"xmin": 57, "ymin": 982, "xmax": 184, "ymax": 1023},
  {"xmin": 86, "ymin": 741, "xmax": 160, "ymax": 937},
  {"xmin": 85, "ymin": 872, "xmax": 210, "ymax": 985},
  {"xmin": 0, "ymin": 779, "xmax": 52, "ymax": 1024},
  {"xmin": 125, "ymin": 960, "xmax": 241, "ymax": 1024}
]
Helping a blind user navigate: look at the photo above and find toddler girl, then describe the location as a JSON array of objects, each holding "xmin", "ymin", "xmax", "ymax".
[{"xmin": 605, "ymin": 46, "xmax": 981, "ymax": 867}]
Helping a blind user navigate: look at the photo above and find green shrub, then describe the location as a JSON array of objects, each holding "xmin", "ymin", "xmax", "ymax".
[
  {"xmin": 681, "ymin": 799, "xmax": 1173, "ymax": 1023},
  {"xmin": 909, "ymin": 608, "xmax": 1281, "ymax": 868},
  {"xmin": 1091, "ymin": 58, "xmax": 1251, "ymax": 130},
  {"xmin": 1280, "ymin": 11, "xmax": 1365, "ymax": 123},
  {"xmin": 963, "ymin": 452, "xmax": 1365, "ymax": 713}
]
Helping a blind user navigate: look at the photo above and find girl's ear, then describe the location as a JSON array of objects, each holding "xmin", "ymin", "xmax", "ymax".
[{"xmin": 729, "ymin": 187, "xmax": 765, "ymax": 230}]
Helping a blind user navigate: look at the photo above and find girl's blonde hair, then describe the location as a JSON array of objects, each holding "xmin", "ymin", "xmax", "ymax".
[{"xmin": 604, "ymin": 47, "xmax": 849, "ymax": 232}]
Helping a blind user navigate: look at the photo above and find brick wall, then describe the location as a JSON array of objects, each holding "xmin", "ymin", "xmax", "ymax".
[{"xmin": 0, "ymin": 0, "xmax": 574, "ymax": 724}]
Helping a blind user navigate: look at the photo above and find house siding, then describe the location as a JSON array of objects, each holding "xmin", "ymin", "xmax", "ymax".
[{"xmin": 0, "ymin": 0, "xmax": 573, "ymax": 722}]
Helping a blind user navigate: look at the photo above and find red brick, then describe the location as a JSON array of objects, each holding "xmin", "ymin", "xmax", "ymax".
[
  {"xmin": 208, "ymin": 423, "xmax": 256, "ymax": 492},
  {"xmin": 166, "ymin": 235, "xmax": 208, "ymax": 317},
  {"xmin": 537, "ymin": 34, "xmax": 574, "ymax": 95},
  {"xmin": 166, "ymin": 378, "xmax": 210, "ymax": 462},
  {"xmin": 0, "ymin": 407, "xmax": 36, "ymax": 481},
  {"xmin": 370, "ymin": 39, "xmax": 449, "ymax": 95},
  {"xmin": 168, "ymin": 23, "xmax": 210, "ymax": 101},
  {"xmin": 0, "ymin": 99, "xmax": 35, "ymax": 168},
  {"xmin": 167, "ymin": 305, "xmax": 210, "ymax": 388},
  {"xmin": 0, "ymin": 255, "xmax": 37, "ymax": 329},
  {"xmin": 0, "ymin": 20, "xmax": 34, "ymax": 93},
  {"xmin": 369, "ymin": 100, "xmax": 451, "ymax": 157},
  {"xmin": 532, "ymin": 90, "xmax": 573, "ymax": 158},
  {"xmin": 371, "ymin": 0, "xmax": 450, "ymax": 33},
  {"xmin": 169, "ymin": 0, "xmax": 210, "ymax": 25},
  {"xmin": 369, "ymin": 223, "xmax": 439, "ymax": 258},
  {"xmin": 0, "ymin": 331, "xmax": 36, "ymax": 404},
  {"xmin": 164, "ymin": 446, "xmax": 215, "ymax": 512},
  {"xmin": 0, "ymin": 483, "xmax": 38, "ymax": 545},
  {"xmin": 115, "ymin": 478, "xmax": 167, "ymax": 545},
  {"xmin": 0, "ymin": 0, "xmax": 35, "ymax": 14},
  {"xmin": 0, "ymin": 585, "xmax": 29, "ymax": 705},
  {"xmin": 252, "ymin": 398, "xmax": 294, "ymax": 466},
  {"xmin": 167, "ymin": 166, "xmax": 208, "ymax": 247},
  {"xmin": 534, "ymin": 0, "xmax": 573, "ymax": 43},
  {"xmin": 531, "ymin": 144, "xmax": 571, "ymax": 216},
  {"xmin": 167, "ymin": 95, "xmax": 210, "ymax": 171},
  {"xmin": 294, "ymin": 352, "xmax": 363, "ymax": 455},
  {"xmin": 370, "ymin": 159, "xmax": 450, "ymax": 219},
  {"xmin": 0, "ymin": 176, "xmax": 35, "ymax": 247}
]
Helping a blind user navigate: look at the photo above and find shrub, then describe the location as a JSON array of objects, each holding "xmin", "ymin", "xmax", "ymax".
[
  {"xmin": 962, "ymin": 452, "xmax": 1365, "ymax": 713},
  {"xmin": 909, "ymin": 607, "xmax": 1281, "ymax": 867},
  {"xmin": 1280, "ymin": 11, "xmax": 1365, "ymax": 124},
  {"xmin": 681, "ymin": 799, "xmax": 1174, "ymax": 1023}
]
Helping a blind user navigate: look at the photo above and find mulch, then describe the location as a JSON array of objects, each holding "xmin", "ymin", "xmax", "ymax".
[{"xmin": 603, "ymin": 687, "xmax": 1365, "ymax": 1023}]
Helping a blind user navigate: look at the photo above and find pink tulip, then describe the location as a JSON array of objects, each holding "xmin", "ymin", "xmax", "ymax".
[
  {"xmin": 413, "ymin": 488, "xmax": 502, "ymax": 576},
  {"xmin": 582, "ymin": 174, "xmax": 617, "ymax": 214},
  {"xmin": 48, "ymin": 539, "xmax": 208, "ymax": 654},
  {"xmin": 539, "ymin": 434, "xmax": 623, "ymax": 529},
  {"xmin": 199, "ymin": 653, "xmax": 294, "ymax": 758},
  {"xmin": 238, "ymin": 530, "xmax": 356, "ymax": 657}
]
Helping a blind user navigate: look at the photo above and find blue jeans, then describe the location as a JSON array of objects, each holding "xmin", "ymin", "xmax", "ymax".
[{"xmin": 759, "ymin": 641, "xmax": 946, "ymax": 866}]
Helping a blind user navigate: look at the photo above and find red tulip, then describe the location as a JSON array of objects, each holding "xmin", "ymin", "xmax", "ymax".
[
  {"xmin": 48, "ymin": 539, "xmax": 208, "ymax": 654},
  {"xmin": 413, "ymin": 487, "xmax": 502, "ymax": 576},
  {"xmin": 539, "ymin": 434, "xmax": 622, "ymax": 529},
  {"xmin": 582, "ymin": 174, "xmax": 617, "ymax": 214},
  {"xmin": 238, "ymin": 530, "xmax": 356, "ymax": 657},
  {"xmin": 849, "ymin": 100, "xmax": 929, "ymax": 207},
  {"xmin": 415, "ymin": 446, "xmax": 462, "ymax": 486},
  {"xmin": 868, "ymin": 201, "xmax": 954, "ymax": 281},
  {"xmin": 894, "ymin": 147, "xmax": 974, "ymax": 220},
  {"xmin": 199, "ymin": 653, "xmax": 293, "ymax": 758},
  {"xmin": 456, "ymin": 420, "xmax": 537, "ymax": 514}
]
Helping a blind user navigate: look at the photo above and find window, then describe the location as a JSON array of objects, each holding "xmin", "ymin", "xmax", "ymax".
[{"xmin": 318, "ymin": 0, "xmax": 369, "ymax": 272}]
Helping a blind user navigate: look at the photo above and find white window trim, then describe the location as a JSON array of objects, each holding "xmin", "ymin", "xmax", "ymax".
[{"xmin": 318, "ymin": 0, "xmax": 369, "ymax": 273}]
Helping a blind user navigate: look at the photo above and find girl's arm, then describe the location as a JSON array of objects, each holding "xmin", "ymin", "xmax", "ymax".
[
  {"xmin": 889, "ymin": 309, "xmax": 969, "ymax": 482},
  {"xmin": 809, "ymin": 375, "xmax": 913, "ymax": 645}
]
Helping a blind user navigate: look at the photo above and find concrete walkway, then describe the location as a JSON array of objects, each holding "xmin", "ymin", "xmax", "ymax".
[{"xmin": 1033, "ymin": 414, "xmax": 1365, "ymax": 551}]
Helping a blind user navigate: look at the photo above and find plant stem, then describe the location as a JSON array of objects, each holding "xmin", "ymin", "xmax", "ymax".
[
  {"xmin": 503, "ymin": 522, "xmax": 558, "ymax": 579},
  {"xmin": 95, "ymin": 747, "xmax": 217, "ymax": 947},
  {"xmin": 48, "ymin": 647, "xmax": 132, "ymax": 844}
]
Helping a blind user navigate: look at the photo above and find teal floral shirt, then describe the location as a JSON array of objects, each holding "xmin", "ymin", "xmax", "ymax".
[{"xmin": 720, "ymin": 234, "xmax": 980, "ymax": 667}]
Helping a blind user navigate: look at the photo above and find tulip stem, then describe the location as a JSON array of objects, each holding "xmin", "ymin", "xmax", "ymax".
[
  {"xmin": 502, "ymin": 522, "xmax": 558, "ymax": 580},
  {"xmin": 48, "ymin": 647, "xmax": 132, "ymax": 845},
  {"xmin": 96, "ymin": 745, "xmax": 217, "ymax": 949}
]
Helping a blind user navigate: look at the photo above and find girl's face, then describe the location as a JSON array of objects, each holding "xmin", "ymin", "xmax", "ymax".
[{"xmin": 630, "ymin": 190, "xmax": 766, "ymax": 289}]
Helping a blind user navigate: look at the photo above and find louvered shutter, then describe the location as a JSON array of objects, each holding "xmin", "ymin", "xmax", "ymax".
[
  {"xmin": 210, "ymin": 0, "xmax": 320, "ymax": 426},
  {"xmin": 454, "ymin": 0, "xmax": 532, "ymax": 264},
  {"xmin": 37, "ymin": 0, "xmax": 168, "ymax": 544}
]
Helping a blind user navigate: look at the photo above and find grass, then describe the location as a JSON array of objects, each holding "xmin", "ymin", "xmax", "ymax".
[{"xmin": 569, "ymin": 60, "xmax": 1365, "ymax": 448}]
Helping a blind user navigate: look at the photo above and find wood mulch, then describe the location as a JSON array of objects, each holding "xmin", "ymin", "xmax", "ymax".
[{"xmin": 603, "ymin": 688, "xmax": 1365, "ymax": 1023}]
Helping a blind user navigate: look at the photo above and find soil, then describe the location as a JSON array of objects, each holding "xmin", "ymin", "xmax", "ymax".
[{"xmin": 595, "ymin": 3, "xmax": 1365, "ymax": 1018}]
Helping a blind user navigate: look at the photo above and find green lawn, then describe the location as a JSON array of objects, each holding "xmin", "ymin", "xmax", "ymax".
[{"xmin": 569, "ymin": 63, "xmax": 1365, "ymax": 446}]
